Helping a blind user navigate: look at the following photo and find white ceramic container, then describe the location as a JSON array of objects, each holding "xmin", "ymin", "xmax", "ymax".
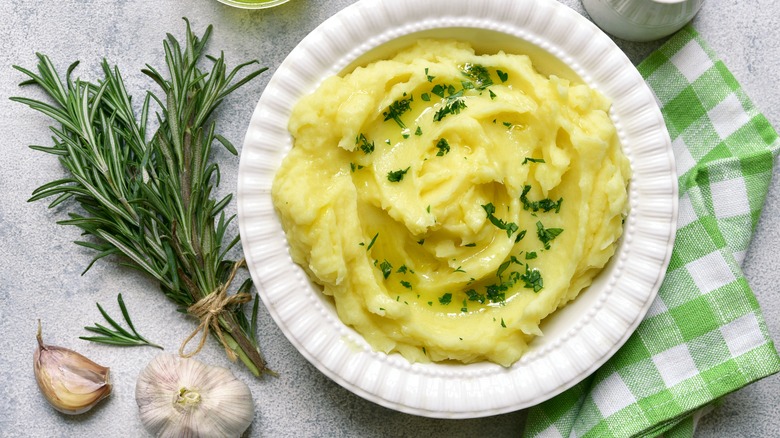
[{"xmin": 582, "ymin": 0, "xmax": 704, "ymax": 42}]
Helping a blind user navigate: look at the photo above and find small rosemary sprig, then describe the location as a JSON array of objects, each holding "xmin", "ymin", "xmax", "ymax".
[
  {"xmin": 12, "ymin": 19, "xmax": 271, "ymax": 376},
  {"xmin": 81, "ymin": 293, "xmax": 163, "ymax": 349}
]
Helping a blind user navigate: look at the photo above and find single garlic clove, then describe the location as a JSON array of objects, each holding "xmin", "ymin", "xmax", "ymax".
[
  {"xmin": 136, "ymin": 354, "xmax": 255, "ymax": 438},
  {"xmin": 33, "ymin": 320, "xmax": 112, "ymax": 415}
]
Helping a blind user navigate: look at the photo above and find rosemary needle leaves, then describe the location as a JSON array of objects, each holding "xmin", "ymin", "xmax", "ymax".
[
  {"xmin": 81, "ymin": 294, "xmax": 163, "ymax": 349},
  {"xmin": 12, "ymin": 19, "xmax": 272, "ymax": 377}
]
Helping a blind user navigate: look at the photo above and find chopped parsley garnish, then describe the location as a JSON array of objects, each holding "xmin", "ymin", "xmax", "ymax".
[
  {"xmin": 421, "ymin": 93, "xmax": 431, "ymax": 102},
  {"xmin": 461, "ymin": 299, "xmax": 468, "ymax": 313},
  {"xmin": 460, "ymin": 63, "xmax": 493, "ymax": 90},
  {"xmin": 431, "ymin": 84, "xmax": 462, "ymax": 99},
  {"xmin": 350, "ymin": 162, "xmax": 364, "ymax": 172},
  {"xmin": 463, "ymin": 243, "xmax": 477, "ymax": 247},
  {"xmin": 497, "ymin": 70, "xmax": 509, "ymax": 82},
  {"xmin": 380, "ymin": 260, "xmax": 393, "ymax": 279},
  {"xmin": 515, "ymin": 229, "xmax": 527, "ymax": 243},
  {"xmin": 489, "ymin": 89, "xmax": 497, "ymax": 100},
  {"xmin": 356, "ymin": 133, "xmax": 375, "ymax": 154},
  {"xmin": 425, "ymin": 67, "xmax": 435, "ymax": 82},
  {"xmin": 397, "ymin": 265, "xmax": 408, "ymax": 274},
  {"xmin": 520, "ymin": 263, "xmax": 544, "ymax": 292},
  {"xmin": 525, "ymin": 251, "xmax": 537, "ymax": 260},
  {"xmin": 383, "ymin": 95, "xmax": 413, "ymax": 128},
  {"xmin": 497, "ymin": 259, "xmax": 513, "ymax": 279},
  {"xmin": 486, "ymin": 283, "xmax": 506, "ymax": 303},
  {"xmin": 433, "ymin": 97, "xmax": 467, "ymax": 122},
  {"xmin": 400, "ymin": 280, "xmax": 412, "ymax": 289},
  {"xmin": 520, "ymin": 185, "xmax": 563, "ymax": 213},
  {"xmin": 366, "ymin": 232, "xmax": 379, "ymax": 251},
  {"xmin": 500, "ymin": 318, "xmax": 507, "ymax": 328},
  {"xmin": 522, "ymin": 157, "xmax": 545, "ymax": 164},
  {"xmin": 438, "ymin": 292, "xmax": 452, "ymax": 305},
  {"xmin": 503, "ymin": 121, "xmax": 513, "ymax": 129},
  {"xmin": 435, "ymin": 138, "xmax": 450, "ymax": 156},
  {"xmin": 465, "ymin": 289, "xmax": 486, "ymax": 304},
  {"xmin": 483, "ymin": 261, "xmax": 525, "ymax": 304},
  {"xmin": 387, "ymin": 166, "xmax": 411, "ymax": 182},
  {"xmin": 497, "ymin": 256, "xmax": 523, "ymax": 280},
  {"xmin": 454, "ymin": 266, "xmax": 465, "ymax": 273},
  {"xmin": 536, "ymin": 221, "xmax": 563, "ymax": 250},
  {"xmin": 482, "ymin": 203, "xmax": 519, "ymax": 238},
  {"xmin": 415, "ymin": 126, "xmax": 423, "ymax": 136}
]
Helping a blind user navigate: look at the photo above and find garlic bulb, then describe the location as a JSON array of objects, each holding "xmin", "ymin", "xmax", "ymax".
[
  {"xmin": 33, "ymin": 320, "xmax": 112, "ymax": 415},
  {"xmin": 136, "ymin": 354, "xmax": 255, "ymax": 438}
]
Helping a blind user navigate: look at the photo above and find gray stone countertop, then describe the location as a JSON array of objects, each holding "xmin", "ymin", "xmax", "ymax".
[{"xmin": 1, "ymin": 1, "xmax": 778, "ymax": 437}]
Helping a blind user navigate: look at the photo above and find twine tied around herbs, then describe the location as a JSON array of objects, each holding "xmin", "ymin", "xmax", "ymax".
[{"xmin": 179, "ymin": 259, "xmax": 251, "ymax": 361}]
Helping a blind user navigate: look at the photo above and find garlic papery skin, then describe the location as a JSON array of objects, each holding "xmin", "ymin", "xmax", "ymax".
[
  {"xmin": 33, "ymin": 321, "xmax": 112, "ymax": 415},
  {"xmin": 136, "ymin": 354, "xmax": 255, "ymax": 438}
]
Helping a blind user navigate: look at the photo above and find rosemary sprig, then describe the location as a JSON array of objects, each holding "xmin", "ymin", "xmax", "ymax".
[
  {"xmin": 12, "ymin": 19, "xmax": 272, "ymax": 376},
  {"xmin": 81, "ymin": 293, "xmax": 163, "ymax": 349}
]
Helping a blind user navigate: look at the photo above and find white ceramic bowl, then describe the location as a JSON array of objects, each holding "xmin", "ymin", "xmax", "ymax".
[{"xmin": 237, "ymin": 0, "xmax": 677, "ymax": 418}]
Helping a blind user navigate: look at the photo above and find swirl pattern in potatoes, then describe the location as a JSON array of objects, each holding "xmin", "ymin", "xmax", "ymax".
[{"xmin": 272, "ymin": 39, "xmax": 630, "ymax": 367}]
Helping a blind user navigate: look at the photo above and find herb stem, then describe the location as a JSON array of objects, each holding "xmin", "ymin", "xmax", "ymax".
[{"xmin": 15, "ymin": 19, "xmax": 271, "ymax": 377}]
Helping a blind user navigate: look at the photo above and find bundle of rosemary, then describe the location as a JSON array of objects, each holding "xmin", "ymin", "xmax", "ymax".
[{"xmin": 13, "ymin": 19, "xmax": 271, "ymax": 377}]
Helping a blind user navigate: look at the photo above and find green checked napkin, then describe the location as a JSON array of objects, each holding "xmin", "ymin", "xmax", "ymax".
[{"xmin": 523, "ymin": 26, "xmax": 780, "ymax": 438}]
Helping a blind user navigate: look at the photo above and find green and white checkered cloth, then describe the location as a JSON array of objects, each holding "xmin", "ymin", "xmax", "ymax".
[{"xmin": 523, "ymin": 26, "xmax": 780, "ymax": 438}]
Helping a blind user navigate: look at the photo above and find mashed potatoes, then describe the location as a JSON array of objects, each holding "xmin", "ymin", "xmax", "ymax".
[{"xmin": 272, "ymin": 39, "xmax": 630, "ymax": 367}]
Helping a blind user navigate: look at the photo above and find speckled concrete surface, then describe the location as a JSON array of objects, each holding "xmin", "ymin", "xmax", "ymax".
[{"xmin": 1, "ymin": 1, "xmax": 778, "ymax": 437}]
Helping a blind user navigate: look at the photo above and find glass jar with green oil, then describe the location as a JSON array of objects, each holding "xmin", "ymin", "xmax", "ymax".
[{"xmin": 216, "ymin": 0, "xmax": 291, "ymax": 9}]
